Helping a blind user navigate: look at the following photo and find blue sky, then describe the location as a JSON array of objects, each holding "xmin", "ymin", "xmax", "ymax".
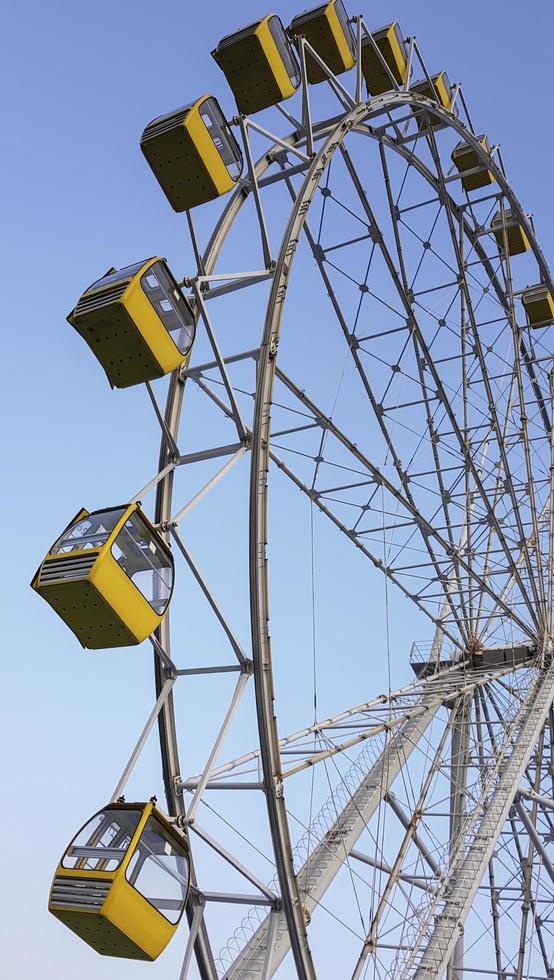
[{"xmin": 2, "ymin": 1, "xmax": 553, "ymax": 978}]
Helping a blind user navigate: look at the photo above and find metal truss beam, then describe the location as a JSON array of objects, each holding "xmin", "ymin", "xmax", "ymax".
[
  {"xmin": 224, "ymin": 689, "xmax": 444, "ymax": 978},
  {"xmin": 222, "ymin": 663, "xmax": 526, "ymax": 978},
  {"xmin": 405, "ymin": 663, "xmax": 554, "ymax": 978}
]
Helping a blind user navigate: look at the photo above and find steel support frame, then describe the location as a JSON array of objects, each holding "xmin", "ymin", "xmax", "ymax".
[
  {"xmin": 276, "ymin": 127, "xmax": 549, "ymax": 648},
  {"xmin": 145, "ymin": 91, "xmax": 554, "ymax": 979},
  {"xmin": 271, "ymin": 364, "xmax": 532, "ymax": 643},
  {"xmin": 446, "ymin": 693, "xmax": 471, "ymax": 980},
  {"xmin": 246, "ymin": 97, "xmax": 552, "ymax": 980},
  {"xmin": 337, "ymin": 137, "xmax": 542, "ymax": 637}
]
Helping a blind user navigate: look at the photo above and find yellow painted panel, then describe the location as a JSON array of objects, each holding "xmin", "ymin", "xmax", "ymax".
[
  {"xmin": 257, "ymin": 17, "xmax": 297, "ymax": 101},
  {"xmin": 90, "ymin": 553, "xmax": 159, "ymax": 645},
  {"xmin": 124, "ymin": 280, "xmax": 184, "ymax": 376},
  {"xmin": 433, "ymin": 72, "xmax": 451, "ymax": 108},
  {"xmin": 106, "ymin": 877, "xmax": 175, "ymax": 961},
  {"xmin": 52, "ymin": 868, "xmax": 115, "ymax": 884},
  {"xmin": 89, "ymin": 504, "xmax": 170, "ymax": 645},
  {"xmin": 186, "ymin": 97, "xmax": 236, "ymax": 198},
  {"xmin": 328, "ymin": 1, "xmax": 356, "ymax": 72}
]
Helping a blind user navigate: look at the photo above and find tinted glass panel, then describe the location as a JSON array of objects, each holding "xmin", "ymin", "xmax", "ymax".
[
  {"xmin": 112, "ymin": 512, "xmax": 173, "ymax": 613},
  {"xmin": 291, "ymin": 4, "xmax": 328, "ymax": 26},
  {"xmin": 335, "ymin": 1, "xmax": 356, "ymax": 57},
  {"xmin": 141, "ymin": 262, "xmax": 195, "ymax": 355},
  {"xmin": 126, "ymin": 816, "xmax": 189, "ymax": 924},
  {"xmin": 268, "ymin": 16, "xmax": 300, "ymax": 86},
  {"xmin": 52, "ymin": 508, "xmax": 126, "ymax": 554},
  {"xmin": 217, "ymin": 19, "xmax": 259, "ymax": 48},
  {"xmin": 493, "ymin": 210, "xmax": 515, "ymax": 226},
  {"xmin": 62, "ymin": 808, "xmax": 142, "ymax": 872},
  {"xmin": 199, "ymin": 98, "xmax": 242, "ymax": 181},
  {"xmin": 87, "ymin": 261, "xmax": 148, "ymax": 294},
  {"xmin": 146, "ymin": 104, "xmax": 194, "ymax": 130}
]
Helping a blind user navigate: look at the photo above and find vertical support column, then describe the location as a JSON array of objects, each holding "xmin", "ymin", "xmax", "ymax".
[
  {"xmin": 547, "ymin": 370, "xmax": 554, "ymax": 648},
  {"xmin": 298, "ymin": 36, "xmax": 314, "ymax": 157},
  {"xmin": 238, "ymin": 116, "xmax": 273, "ymax": 270},
  {"xmin": 179, "ymin": 899, "xmax": 205, "ymax": 980},
  {"xmin": 447, "ymin": 694, "xmax": 471, "ymax": 980},
  {"xmin": 354, "ymin": 16, "xmax": 363, "ymax": 104}
]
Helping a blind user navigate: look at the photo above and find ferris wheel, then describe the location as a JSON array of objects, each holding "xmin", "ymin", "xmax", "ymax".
[{"xmin": 33, "ymin": 4, "xmax": 554, "ymax": 979}]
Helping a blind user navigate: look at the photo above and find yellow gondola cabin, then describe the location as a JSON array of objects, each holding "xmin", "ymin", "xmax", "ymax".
[
  {"xmin": 521, "ymin": 284, "xmax": 554, "ymax": 326},
  {"xmin": 412, "ymin": 71, "xmax": 453, "ymax": 128},
  {"xmin": 288, "ymin": 0, "xmax": 356, "ymax": 84},
  {"xmin": 32, "ymin": 503, "xmax": 174, "ymax": 648},
  {"xmin": 491, "ymin": 209, "xmax": 530, "ymax": 256},
  {"xmin": 49, "ymin": 801, "xmax": 190, "ymax": 960},
  {"xmin": 141, "ymin": 96, "xmax": 243, "ymax": 212},
  {"xmin": 361, "ymin": 22, "xmax": 408, "ymax": 95},
  {"xmin": 212, "ymin": 14, "xmax": 300, "ymax": 115},
  {"xmin": 451, "ymin": 135, "xmax": 495, "ymax": 192},
  {"xmin": 68, "ymin": 257, "xmax": 195, "ymax": 388}
]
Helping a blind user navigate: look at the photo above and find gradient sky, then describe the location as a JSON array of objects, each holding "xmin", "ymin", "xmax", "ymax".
[{"xmin": 2, "ymin": 1, "xmax": 553, "ymax": 978}]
